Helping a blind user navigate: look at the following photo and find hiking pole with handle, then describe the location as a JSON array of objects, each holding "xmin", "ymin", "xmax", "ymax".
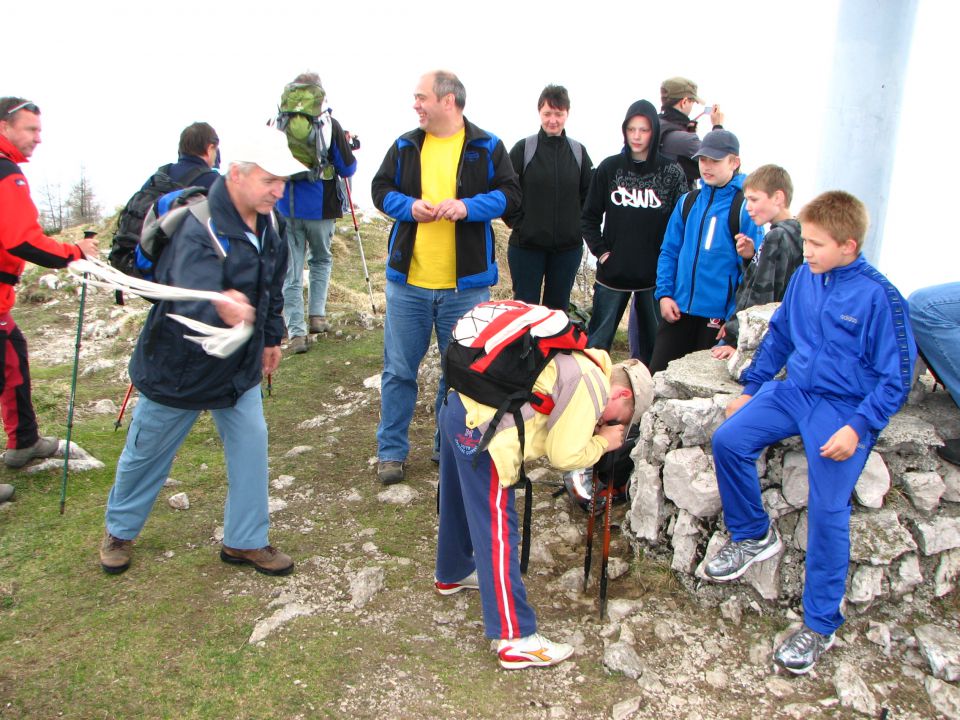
[
  {"xmin": 61, "ymin": 231, "xmax": 95, "ymax": 514},
  {"xmin": 598, "ymin": 465, "xmax": 616, "ymax": 619},
  {"xmin": 343, "ymin": 178, "xmax": 376, "ymax": 314},
  {"xmin": 582, "ymin": 452, "xmax": 615, "ymax": 595},
  {"xmin": 114, "ymin": 383, "xmax": 134, "ymax": 430}
]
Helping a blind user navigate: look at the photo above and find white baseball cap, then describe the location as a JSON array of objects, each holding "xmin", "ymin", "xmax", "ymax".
[{"xmin": 227, "ymin": 124, "xmax": 305, "ymax": 178}]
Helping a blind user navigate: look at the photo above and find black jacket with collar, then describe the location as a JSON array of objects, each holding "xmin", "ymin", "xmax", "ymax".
[{"xmin": 129, "ymin": 176, "xmax": 288, "ymax": 410}]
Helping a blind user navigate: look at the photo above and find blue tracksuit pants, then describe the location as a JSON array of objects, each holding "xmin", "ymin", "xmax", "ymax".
[
  {"xmin": 435, "ymin": 391, "xmax": 537, "ymax": 640},
  {"xmin": 711, "ymin": 379, "xmax": 874, "ymax": 635}
]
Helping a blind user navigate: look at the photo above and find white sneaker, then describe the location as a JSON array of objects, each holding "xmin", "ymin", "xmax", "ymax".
[
  {"xmin": 497, "ymin": 632, "xmax": 574, "ymax": 669},
  {"xmin": 434, "ymin": 570, "xmax": 479, "ymax": 595}
]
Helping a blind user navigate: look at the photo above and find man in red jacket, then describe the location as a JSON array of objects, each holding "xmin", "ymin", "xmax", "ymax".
[{"xmin": 0, "ymin": 97, "xmax": 98, "ymax": 497}]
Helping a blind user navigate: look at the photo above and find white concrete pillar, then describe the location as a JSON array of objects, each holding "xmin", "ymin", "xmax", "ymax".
[{"xmin": 817, "ymin": 0, "xmax": 918, "ymax": 263}]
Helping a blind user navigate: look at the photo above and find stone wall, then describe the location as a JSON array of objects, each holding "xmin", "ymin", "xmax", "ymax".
[{"xmin": 624, "ymin": 303, "xmax": 960, "ymax": 615}]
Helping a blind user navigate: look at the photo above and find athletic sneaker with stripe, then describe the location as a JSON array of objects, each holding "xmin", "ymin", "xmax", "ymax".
[
  {"xmin": 434, "ymin": 570, "xmax": 479, "ymax": 595},
  {"xmin": 497, "ymin": 632, "xmax": 574, "ymax": 669}
]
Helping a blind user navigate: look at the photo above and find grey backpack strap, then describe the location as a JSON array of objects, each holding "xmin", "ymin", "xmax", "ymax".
[
  {"xmin": 522, "ymin": 134, "xmax": 538, "ymax": 173},
  {"xmin": 187, "ymin": 201, "xmax": 226, "ymax": 259},
  {"xmin": 566, "ymin": 138, "xmax": 583, "ymax": 171}
]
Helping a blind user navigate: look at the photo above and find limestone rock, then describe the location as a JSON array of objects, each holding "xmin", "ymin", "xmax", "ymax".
[
  {"xmin": 606, "ymin": 557, "xmax": 629, "ymax": 581},
  {"xmin": 849, "ymin": 510, "xmax": 916, "ymax": 565},
  {"xmin": 925, "ymin": 676, "xmax": 960, "ymax": 720},
  {"xmin": 694, "ymin": 532, "xmax": 728, "ymax": 581},
  {"xmin": 793, "ymin": 510, "xmax": 808, "ymax": 552},
  {"xmin": 762, "ymin": 488, "xmax": 794, "ymax": 520},
  {"xmin": 23, "ymin": 440, "xmax": 104, "ymax": 474},
  {"xmin": 935, "ymin": 548, "xmax": 960, "ymax": 597},
  {"xmin": 611, "ymin": 696, "xmax": 642, "ymax": 720},
  {"xmin": 916, "ymin": 624, "xmax": 960, "ymax": 681},
  {"xmin": 847, "ymin": 565, "xmax": 884, "ymax": 605},
  {"xmin": 914, "ymin": 516, "xmax": 960, "ymax": 555},
  {"xmin": 781, "ymin": 451, "xmax": 809, "ymax": 508},
  {"xmin": 654, "ymin": 349, "xmax": 743, "ymax": 400},
  {"xmin": 744, "ymin": 545, "xmax": 781, "ymax": 600},
  {"xmin": 168, "ymin": 492, "xmax": 189, "ymax": 510},
  {"xmin": 719, "ymin": 595, "xmax": 742, "ymax": 626},
  {"xmin": 627, "ymin": 460, "xmax": 666, "ymax": 542},
  {"xmin": 670, "ymin": 511, "xmax": 702, "ymax": 574},
  {"xmin": 832, "ymin": 661, "xmax": 877, "ymax": 716},
  {"xmin": 942, "ymin": 462, "xmax": 960, "ymax": 503},
  {"xmin": 271, "ymin": 475, "xmax": 295, "ymax": 490},
  {"xmin": 377, "ymin": 484, "xmax": 420, "ymax": 505},
  {"xmin": 890, "ymin": 554, "xmax": 924, "ymax": 596},
  {"xmin": 865, "ymin": 621, "xmax": 892, "ymax": 656},
  {"xmin": 268, "ymin": 497, "xmax": 287, "ymax": 514},
  {"xmin": 662, "ymin": 446, "xmax": 721, "ymax": 518},
  {"xmin": 659, "ymin": 397, "xmax": 725, "ymax": 447},
  {"xmin": 606, "ymin": 598, "xmax": 642, "ymax": 623},
  {"xmin": 349, "ymin": 566, "xmax": 385, "ymax": 610},
  {"xmin": 284, "ymin": 445, "xmax": 313, "ymax": 458},
  {"xmin": 603, "ymin": 641, "xmax": 644, "ymax": 679},
  {"xmin": 902, "ymin": 471, "xmax": 946, "ymax": 514},
  {"xmin": 89, "ymin": 398, "xmax": 119, "ymax": 414},
  {"xmin": 853, "ymin": 452, "xmax": 889, "ymax": 509},
  {"xmin": 875, "ymin": 412, "xmax": 943, "ymax": 454}
]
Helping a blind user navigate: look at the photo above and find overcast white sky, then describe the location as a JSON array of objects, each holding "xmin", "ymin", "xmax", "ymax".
[{"xmin": 5, "ymin": 0, "xmax": 956, "ymax": 295}]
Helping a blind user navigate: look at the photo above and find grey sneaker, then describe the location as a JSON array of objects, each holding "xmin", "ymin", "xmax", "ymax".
[
  {"xmin": 288, "ymin": 335, "xmax": 308, "ymax": 354},
  {"xmin": 704, "ymin": 525, "xmax": 782, "ymax": 581},
  {"xmin": 774, "ymin": 625, "xmax": 835, "ymax": 674},
  {"xmin": 4, "ymin": 436, "xmax": 59, "ymax": 469},
  {"xmin": 377, "ymin": 461, "xmax": 405, "ymax": 485},
  {"xmin": 0, "ymin": 484, "xmax": 14, "ymax": 503},
  {"xmin": 309, "ymin": 315, "xmax": 330, "ymax": 333}
]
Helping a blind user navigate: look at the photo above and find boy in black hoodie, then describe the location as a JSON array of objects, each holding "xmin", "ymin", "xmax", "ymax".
[{"xmin": 582, "ymin": 99, "xmax": 687, "ymax": 366}]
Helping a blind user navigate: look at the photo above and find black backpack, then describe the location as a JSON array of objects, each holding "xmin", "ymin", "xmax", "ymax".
[
  {"xmin": 109, "ymin": 164, "xmax": 209, "ymax": 279},
  {"xmin": 442, "ymin": 300, "xmax": 590, "ymax": 573},
  {"xmin": 679, "ymin": 186, "xmax": 745, "ymax": 240}
]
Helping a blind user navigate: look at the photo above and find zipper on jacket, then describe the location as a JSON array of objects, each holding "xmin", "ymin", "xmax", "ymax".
[{"xmin": 686, "ymin": 186, "xmax": 717, "ymax": 314}]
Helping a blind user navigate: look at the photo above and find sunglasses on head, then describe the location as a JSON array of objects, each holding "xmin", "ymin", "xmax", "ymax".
[{"xmin": 3, "ymin": 101, "xmax": 39, "ymax": 117}]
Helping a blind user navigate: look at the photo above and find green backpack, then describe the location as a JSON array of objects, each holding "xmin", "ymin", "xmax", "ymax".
[{"xmin": 276, "ymin": 81, "xmax": 334, "ymax": 180}]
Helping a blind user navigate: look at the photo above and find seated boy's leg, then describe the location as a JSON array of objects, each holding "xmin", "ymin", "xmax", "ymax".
[
  {"xmin": 435, "ymin": 394, "xmax": 475, "ymax": 584},
  {"xmin": 439, "ymin": 393, "xmax": 537, "ymax": 640},
  {"xmin": 712, "ymin": 381, "xmax": 806, "ymax": 540},
  {"xmin": 909, "ymin": 282, "xmax": 960, "ymax": 407},
  {"xmin": 797, "ymin": 397, "xmax": 874, "ymax": 636}
]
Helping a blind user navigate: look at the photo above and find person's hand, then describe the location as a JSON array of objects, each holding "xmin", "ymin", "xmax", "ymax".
[
  {"xmin": 820, "ymin": 425, "xmax": 859, "ymax": 461},
  {"xmin": 710, "ymin": 104, "xmax": 725, "ymax": 127},
  {"xmin": 412, "ymin": 199, "xmax": 438, "ymax": 223},
  {"xmin": 597, "ymin": 422, "xmax": 625, "ymax": 453},
  {"xmin": 213, "ymin": 289, "xmax": 255, "ymax": 327},
  {"xmin": 735, "ymin": 233, "xmax": 755, "ymax": 260},
  {"xmin": 262, "ymin": 346, "xmax": 281, "ymax": 375},
  {"xmin": 435, "ymin": 199, "xmax": 467, "ymax": 222},
  {"xmin": 77, "ymin": 235, "xmax": 99, "ymax": 258},
  {"xmin": 660, "ymin": 297, "xmax": 681, "ymax": 323},
  {"xmin": 598, "ymin": 251, "xmax": 611, "ymax": 265},
  {"xmin": 712, "ymin": 344, "xmax": 735, "ymax": 360},
  {"xmin": 725, "ymin": 393, "xmax": 752, "ymax": 417}
]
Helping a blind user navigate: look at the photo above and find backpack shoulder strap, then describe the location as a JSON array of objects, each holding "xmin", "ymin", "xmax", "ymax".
[
  {"xmin": 681, "ymin": 189, "xmax": 700, "ymax": 224},
  {"xmin": 728, "ymin": 188, "xmax": 745, "ymax": 239},
  {"xmin": 180, "ymin": 164, "xmax": 211, "ymax": 188},
  {"xmin": 566, "ymin": 138, "xmax": 583, "ymax": 171},
  {"xmin": 522, "ymin": 134, "xmax": 538, "ymax": 173},
  {"xmin": 186, "ymin": 200, "xmax": 228, "ymax": 259}
]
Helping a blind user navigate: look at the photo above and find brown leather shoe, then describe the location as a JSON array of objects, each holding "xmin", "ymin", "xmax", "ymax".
[
  {"xmin": 288, "ymin": 335, "xmax": 308, "ymax": 354},
  {"xmin": 220, "ymin": 544, "xmax": 294, "ymax": 576},
  {"xmin": 100, "ymin": 531, "xmax": 133, "ymax": 575},
  {"xmin": 309, "ymin": 315, "xmax": 330, "ymax": 333}
]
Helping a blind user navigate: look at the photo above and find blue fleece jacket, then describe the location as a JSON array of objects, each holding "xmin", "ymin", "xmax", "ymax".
[
  {"xmin": 741, "ymin": 255, "xmax": 916, "ymax": 441},
  {"xmin": 655, "ymin": 173, "xmax": 764, "ymax": 319}
]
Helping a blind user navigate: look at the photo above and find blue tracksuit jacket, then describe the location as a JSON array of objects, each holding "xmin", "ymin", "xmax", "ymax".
[{"xmin": 741, "ymin": 255, "xmax": 916, "ymax": 440}]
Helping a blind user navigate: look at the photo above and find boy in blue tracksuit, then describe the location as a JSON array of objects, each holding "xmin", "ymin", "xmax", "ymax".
[
  {"xmin": 650, "ymin": 130, "xmax": 763, "ymax": 373},
  {"xmin": 704, "ymin": 190, "xmax": 916, "ymax": 674}
]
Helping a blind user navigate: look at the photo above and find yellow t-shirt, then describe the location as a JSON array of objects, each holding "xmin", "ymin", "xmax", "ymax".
[{"xmin": 408, "ymin": 128, "xmax": 465, "ymax": 289}]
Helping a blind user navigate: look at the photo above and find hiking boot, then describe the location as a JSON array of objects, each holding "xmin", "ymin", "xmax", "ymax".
[
  {"xmin": 377, "ymin": 461, "xmax": 405, "ymax": 485},
  {"xmin": 497, "ymin": 633, "xmax": 574, "ymax": 670},
  {"xmin": 309, "ymin": 315, "xmax": 330, "ymax": 333},
  {"xmin": 774, "ymin": 625, "xmax": 835, "ymax": 675},
  {"xmin": 435, "ymin": 570, "xmax": 479, "ymax": 595},
  {"xmin": 100, "ymin": 532, "xmax": 133, "ymax": 575},
  {"xmin": 220, "ymin": 544, "xmax": 294, "ymax": 576},
  {"xmin": 704, "ymin": 525, "xmax": 782, "ymax": 582},
  {"xmin": 0, "ymin": 484, "xmax": 14, "ymax": 503},
  {"xmin": 938, "ymin": 438, "xmax": 960, "ymax": 467},
  {"xmin": 288, "ymin": 335, "xmax": 308, "ymax": 354},
  {"xmin": 4, "ymin": 436, "xmax": 59, "ymax": 469}
]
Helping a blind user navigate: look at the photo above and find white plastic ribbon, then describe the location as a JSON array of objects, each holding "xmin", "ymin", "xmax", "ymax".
[{"xmin": 67, "ymin": 258, "xmax": 253, "ymax": 358}]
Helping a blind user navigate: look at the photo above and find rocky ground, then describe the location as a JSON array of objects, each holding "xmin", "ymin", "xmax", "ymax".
[{"xmin": 8, "ymin": 224, "xmax": 960, "ymax": 719}]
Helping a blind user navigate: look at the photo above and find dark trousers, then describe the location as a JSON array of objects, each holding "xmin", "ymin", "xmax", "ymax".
[
  {"xmin": 507, "ymin": 244, "xmax": 583, "ymax": 311},
  {"xmin": 649, "ymin": 313, "xmax": 721, "ymax": 374},
  {"xmin": 0, "ymin": 313, "xmax": 39, "ymax": 450}
]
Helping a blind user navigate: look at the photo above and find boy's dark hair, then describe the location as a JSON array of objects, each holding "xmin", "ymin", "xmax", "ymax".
[
  {"xmin": 744, "ymin": 164, "xmax": 793, "ymax": 207},
  {"xmin": 798, "ymin": 190, "xmax": 869, "ymax": 252},
  {"xmin": 537, "ymin": 85, "xmax": 570, "ymax": 112},
  {"xmin": 178, "ymin": 122, "xmax": 219, "ymax": 158}
]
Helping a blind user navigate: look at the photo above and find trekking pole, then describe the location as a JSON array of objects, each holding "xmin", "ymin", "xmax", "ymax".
[
  {"xmin": 266, "ymin": 373, "xmax": 273, "ymax": 397},
  {"xmin": 343, "ymin": 178, "xmax": 376, "ymax": 314},
  {"xmin": 582, "ymin": 466, "xmax": 599, "ymax": 593},
  {"xmin": 61, "ymin": 232, "xmax": 95, "ymax": 514},
  {"xmin": 598, "ymin": 471, "xmax": 616, "ymax": 619},
  {"xmin": 114, "ymin": 383, "xmax": 134, "ymax": 431}
]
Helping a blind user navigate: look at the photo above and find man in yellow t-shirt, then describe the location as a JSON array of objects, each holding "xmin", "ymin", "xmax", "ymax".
[{"xmin": 371, "ymin": 70, "xmax": 520, "ymax": 485}]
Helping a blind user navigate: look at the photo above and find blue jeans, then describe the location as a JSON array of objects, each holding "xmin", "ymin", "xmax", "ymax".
[
  {"xmin": 626, "ymin": 289, "xmax": 662, "ymax": 367},
  {"xmin": 587, "ymin": 283, "xmax": 659, "ymax": 354},
  {"xmin": 282, "ymin": 217, "xmax": 335, "ymax": 337},
  {"xmin": 377, "ymin": 280, "xmax": 488, "ymax": 462},
  {"xmin": 909, "ymin": 282, "xmax": 960, "ymax": 408},
  {"xmin": 712, "ymin": 380, "xmax": 874, "ymax": 635},
  {"xmin": 507, "ymin": 244, "xmax": 583, "ymax": 311},
  {"xmin": 105, "ymin": 385, "xmax": 271, "ymax": 549}
]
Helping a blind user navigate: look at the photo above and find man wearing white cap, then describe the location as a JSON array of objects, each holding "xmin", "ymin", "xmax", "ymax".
[{"xmin": 99, "ymin": 126, "xmax": 301, "ymax": 576}]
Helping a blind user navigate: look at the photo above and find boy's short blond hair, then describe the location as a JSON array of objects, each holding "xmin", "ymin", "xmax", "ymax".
[
  {"xmin": 798, "ymin": 190, "xmax": 869, "ymax": 252},
  {"xmin": 743, "ymin": 164, "xmax": 793, "ymax": 207}
]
